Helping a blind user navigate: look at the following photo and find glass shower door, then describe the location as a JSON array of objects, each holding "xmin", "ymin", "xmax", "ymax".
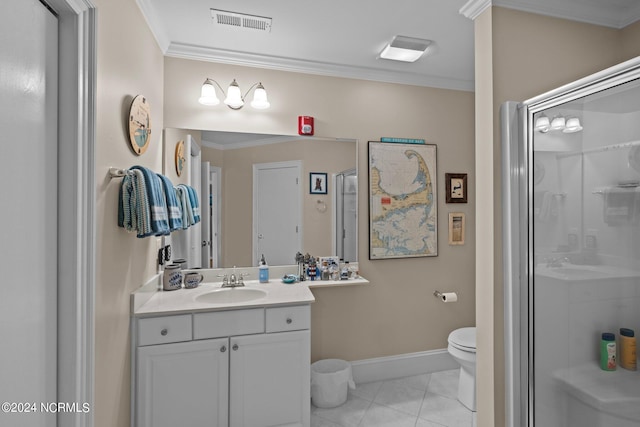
[{"xmin": 503, "ymin": 58, "xmax": 640, "ymax": 427}]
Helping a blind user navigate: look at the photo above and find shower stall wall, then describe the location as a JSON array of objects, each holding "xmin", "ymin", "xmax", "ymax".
[{"xmin": 503, "ymin": 57, "xmax": 640, "ymax": 427}]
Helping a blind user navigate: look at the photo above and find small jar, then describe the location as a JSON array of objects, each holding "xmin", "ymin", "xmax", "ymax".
[
  {"xmin": 163, "ymin": 264, "xmax": 183, "ymax": 291},
  {"xmin": 600, "ymin": 332, "xmax": 616, "ymax": 371}
]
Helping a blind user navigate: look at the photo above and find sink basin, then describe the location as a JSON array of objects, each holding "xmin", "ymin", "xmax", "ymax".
[{"xmin": 195, "ymin": 287, "xmax": 267, "ymax": 304}]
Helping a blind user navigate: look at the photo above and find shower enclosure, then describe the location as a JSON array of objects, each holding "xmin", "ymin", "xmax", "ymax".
[
  {"xmin": 334, "ymin": 168, "xmax": 358, "ymax": 262},
  {"xmin": 503, "ymin": 58, "xmax": 640, "ymax": 427}
]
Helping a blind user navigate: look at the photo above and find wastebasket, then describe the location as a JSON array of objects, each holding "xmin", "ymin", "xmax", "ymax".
[{"xmin": 310, "ymin": 359, "xmax": 356, "ymax": 408}]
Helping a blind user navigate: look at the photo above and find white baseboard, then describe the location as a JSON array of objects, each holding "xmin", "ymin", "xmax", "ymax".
[{"xmin": 350, "ymin": 349, "xmax": 458, "ymax": 384}]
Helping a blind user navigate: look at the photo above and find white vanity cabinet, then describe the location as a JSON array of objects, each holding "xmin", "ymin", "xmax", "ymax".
[{"xmin": 133, "ymin": 305, "xmax": 311, "ymax": 427}]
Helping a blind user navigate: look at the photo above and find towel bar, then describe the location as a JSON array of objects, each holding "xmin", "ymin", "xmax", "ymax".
[{"xmin": 109, "ymin": 167, "xmax": 129, "ymax": 178}]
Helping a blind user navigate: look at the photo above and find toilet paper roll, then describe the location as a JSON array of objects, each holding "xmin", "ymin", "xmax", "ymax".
[{"xmin": 440, "ymin": 292, "xmax": 458, "ymax": 303}]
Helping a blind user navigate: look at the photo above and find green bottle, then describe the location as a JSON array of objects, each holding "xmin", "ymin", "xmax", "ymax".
[{"xmin": 600, "ymin": 332, "xmax": 616, "ymax": 371}]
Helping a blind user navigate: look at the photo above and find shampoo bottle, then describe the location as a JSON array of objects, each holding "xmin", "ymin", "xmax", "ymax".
[
  {"xmin": 620, "ymin": 328, "xmax": 637, "ymax": 371},
  {"xmin": 259, "ymin": 254, "xmax": 269, "ymax": 283},
  {"xmin": 600, "ymin": 332, "xmax": 617, "ymax": 371}
]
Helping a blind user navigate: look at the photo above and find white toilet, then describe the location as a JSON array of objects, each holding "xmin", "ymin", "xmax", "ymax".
[{"xmin": 447, "ymin": 327, "xmax": 477, "ymax": 411}]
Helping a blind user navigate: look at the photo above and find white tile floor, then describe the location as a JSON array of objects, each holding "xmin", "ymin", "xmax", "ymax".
[{"xmin": 311, "ymin": 369, "xmax": 476, "ymax": 427}]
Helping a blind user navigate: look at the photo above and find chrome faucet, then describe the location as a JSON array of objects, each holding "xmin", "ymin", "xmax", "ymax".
[{"xmin": 220, "ymin": 267, "xmax": 249, "ymax": 288}]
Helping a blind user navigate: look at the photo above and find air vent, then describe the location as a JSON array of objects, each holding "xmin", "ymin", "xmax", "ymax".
[{"xmin": 210, "ymin": 9, "xmax": 272, "ymax": 32}]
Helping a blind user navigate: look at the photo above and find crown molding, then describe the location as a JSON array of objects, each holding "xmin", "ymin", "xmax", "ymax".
[
  {"xmin": 135, "ymin": 0, "xmax": 170, "ymax": 52},
  {"xmin": 165, "ymin": 42, "xmax": 474, "ymax": 92},
  {"xmin": 459, "ymin": 0, "xmax": 492, "ymax": 20},
  {"xmin": 494, "ymin": 0, "xmax": 640, "ymax": 29}
]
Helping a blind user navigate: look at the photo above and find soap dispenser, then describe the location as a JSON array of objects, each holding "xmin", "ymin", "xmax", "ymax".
[{"xmin": 259, "ymin": 254, "xmax": 269, "ymax": 283}]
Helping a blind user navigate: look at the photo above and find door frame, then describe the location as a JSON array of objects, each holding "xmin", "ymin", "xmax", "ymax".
[{"xmin": 49, "ymin": 0, "xmax": 96, "ymax": 425}]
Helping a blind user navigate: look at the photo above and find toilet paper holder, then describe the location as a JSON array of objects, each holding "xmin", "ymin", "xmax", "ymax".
[{"xmin": 433, "ymin": 290, "xmax": 458, "ymax": 302}]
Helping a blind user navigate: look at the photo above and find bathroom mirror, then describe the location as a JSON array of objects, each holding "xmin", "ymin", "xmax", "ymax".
[{"xmin": 164, "ymin": 128, "xmax": 358, "ymax": 269}]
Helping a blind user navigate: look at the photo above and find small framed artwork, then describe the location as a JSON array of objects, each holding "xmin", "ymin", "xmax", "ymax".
[
  {"xmin": 445, "ymin": 173, "xmax": 467, "ymax": 203},
  {"xmin": 448, "ymin": 212, "xmax": 465, "ymax": 245},
  {"xmin": 310, "ymin": 172, "xmax": 327, "ymax": 194}
]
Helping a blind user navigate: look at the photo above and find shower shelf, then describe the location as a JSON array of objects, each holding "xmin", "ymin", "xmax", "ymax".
[{"xmin": 556, "ymin": 139, "xmax": 640, "ymax": 158}]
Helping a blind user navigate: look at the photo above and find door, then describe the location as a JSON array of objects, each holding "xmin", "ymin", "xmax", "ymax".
[
  {"xmin": 335, "ymin": 169, "xmax": 358, "ymax": 262},
  {"xmin": 230, "ymin": 331, "xmax": 310, "ymax": 427},
  {"xmin": 137, "ymin": 339, "xmax": 230, "ymax": 427},
  {"xmin": 201, "ymin": 161, "xmax": 212, "ymax": 267},
  {"xmin": 0, "ymin": 1, "xmax": 58, "ymax": 425},
  {"xmin": 253, "ymin": 161, "xmax": 302, "ymax": 266}
]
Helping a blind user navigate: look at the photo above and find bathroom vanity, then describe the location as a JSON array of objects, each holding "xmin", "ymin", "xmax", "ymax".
[{"xmin": 130, "ymin": 273, "xmax": 317, "ymax": 427}]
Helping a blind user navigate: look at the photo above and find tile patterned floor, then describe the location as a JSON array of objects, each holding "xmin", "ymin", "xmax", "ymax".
[{"xmin": 311, "ymin": 369, "xmax": 476, "ymax": 427}]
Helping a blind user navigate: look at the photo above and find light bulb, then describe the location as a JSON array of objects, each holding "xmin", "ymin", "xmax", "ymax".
[
  {"xmin": 250, "ymin": 83, "xmax": 270, "ymax": 109},
  {"xmin": 224, "ymin": 79, "xmax": 244, "ymax": 109},
  {"xmin": 198, "ymin": 79, "xmax": 220, "ymax": 106}
]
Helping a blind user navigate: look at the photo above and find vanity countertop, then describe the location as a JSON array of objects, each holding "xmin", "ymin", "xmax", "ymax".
[{"xmin": 133, "ymin": 280, "xmax": 316, "ymax": 317}]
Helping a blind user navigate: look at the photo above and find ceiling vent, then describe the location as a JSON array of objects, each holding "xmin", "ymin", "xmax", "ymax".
[{"xmin": 210, "ymin": 9, "xmax": 272, "ymax": 32}]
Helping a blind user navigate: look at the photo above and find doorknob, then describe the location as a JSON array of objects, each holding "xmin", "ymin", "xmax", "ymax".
[{"xmin": 258, "ymin": 233, "xmax": 264, "ymax": 239}]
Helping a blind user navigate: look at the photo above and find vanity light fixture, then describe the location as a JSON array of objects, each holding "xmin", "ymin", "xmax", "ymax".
[
  {"xmin": 534, "ymin": 114, "xmax": 550, "ymax": 133},
  {"xmin": 378, "ymin": 35, "xmax": 432, "ymax": 63},
  {"xmin": 198, "ymin": 78, "xmax": 270, "ymax": 110},
  {"xmin": 534, "ymin": 113, "xmax": 583, "ymax": 133}
]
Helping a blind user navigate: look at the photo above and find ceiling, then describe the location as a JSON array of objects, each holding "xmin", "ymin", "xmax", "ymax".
[{"xmin": 137, "ymin": 0, "xmax": 640, "ymax": 93}]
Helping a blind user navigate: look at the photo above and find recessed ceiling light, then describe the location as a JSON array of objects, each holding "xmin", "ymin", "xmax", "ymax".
[{"xmin": 378, "ymin": 36, "xmax": 432, "ymax": 62}]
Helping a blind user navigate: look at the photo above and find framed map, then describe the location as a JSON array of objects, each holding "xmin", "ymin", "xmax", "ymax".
[{"xmin": 368, "ymin": 141, "xmax": 438, "ymax": 259}]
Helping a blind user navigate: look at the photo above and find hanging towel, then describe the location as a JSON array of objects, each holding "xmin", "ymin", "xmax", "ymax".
[
  {"xmin": 130, "ymin": 166, "xmax": 170, "ymax": 236},
  {"xmin": 185, "ymin": 185, "xmax": 201, "ymax": 224},
  {"xmin": 156, "ymin": 173, "xmax": 183, "ymax": 231},
  {"xmin": 175, "ymin": 185, "xmax": 192, "ymax": 229},
  {"xmin": 118, "ymin": 169, "xmax": 154, "ymax": 237}
]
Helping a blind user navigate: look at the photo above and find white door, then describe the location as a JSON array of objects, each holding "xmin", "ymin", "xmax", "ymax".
[
  {"xmin": 201, "ymin": 161, "xmax": 212, "ymax": 267},
  {"xmin": 137, "ymin": 339, "xmax": 230, "ymax": 427},
  {"xmin": 230, "ymin": 331, "xmax": 310, "ymax": 427},
  {"xmin": 0, "ymin": 1, "xmax": 58, "ymax": 425},
  {"xmin": 253, "ymin": 161, "xmax": 302, "ymax": 266},
  {"xmin": 209, "ymin": 166, "xmax": 222, "ymax": 268},
  {"xmin": 188, "ymin": 135, "xmax": 202, "ymax": 268}
]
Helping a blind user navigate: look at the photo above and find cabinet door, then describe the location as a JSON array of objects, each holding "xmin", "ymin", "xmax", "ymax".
[
  {"xmin": 230, "ymin": 331, "xmax": 310, "ymax": 427},
  {"xmin": 137, "ymin": 338, "xmax": 229, "ymax": 427}
]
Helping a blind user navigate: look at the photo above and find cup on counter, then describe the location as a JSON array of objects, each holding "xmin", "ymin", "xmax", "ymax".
[
  {"xmin": 172, "ymin": 258, "xmax": 188, "ymax": 270},
  {"xmin": 163, "ymin": 263, "xmax": 183, "ymax": 291},
  {"xmin": 184, "ymin": 272, "xmax": 204, "ymax": 289}
]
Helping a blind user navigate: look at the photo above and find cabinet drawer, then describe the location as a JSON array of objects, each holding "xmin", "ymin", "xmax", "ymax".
[
  {"xmin": 194, "ymin": 308, "xmax": 264, "ymax": 339},
  {"xmin": 137, "ymin": 315, "xmax": 192, "ymax": 346},
  {"xmin": 266, "ymin": 305, "xmax": 310, "ymax": 333}
]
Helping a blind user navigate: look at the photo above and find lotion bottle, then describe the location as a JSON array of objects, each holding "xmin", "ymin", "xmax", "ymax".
[
  {"xmin": 259, "ymin": 254, "xmax": 269, "ymax": 283},
  {"xmin": 600, "ymin": 332, "xmax": 617, "ymax": 371},
  {"xmin": 620, "ymin": 328, "xmax": 637, "ymax": 371}
]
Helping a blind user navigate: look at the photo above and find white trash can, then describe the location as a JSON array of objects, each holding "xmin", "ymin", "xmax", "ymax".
[{"xmin": 310, "ymin": 359, "xmax": 356, "ymax": 408}]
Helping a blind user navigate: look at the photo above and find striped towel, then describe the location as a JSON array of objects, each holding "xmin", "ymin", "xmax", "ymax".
[
  {"xmin": 175, "ymin": 185, "xmax": 191, "ymax": 229},
  {"xmin": 156, "ymin": 173, "xmax": 183, "ymax": 231},
  {"xmin": 186, "ymin": 185, "xmax": 201, "ymax": 224},
  {"xmin": 118, "ymin": 166, "xmax": 170, "ymax": 237}
]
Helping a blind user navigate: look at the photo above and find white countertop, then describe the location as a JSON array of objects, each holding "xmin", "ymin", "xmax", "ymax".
[
  {"xmin": 133, "ymin": 280, "xmax": 316, "ymax": 316},
  {"xmin": 131, "ymin": 266, "xmax": 370, "ymax": 317}
]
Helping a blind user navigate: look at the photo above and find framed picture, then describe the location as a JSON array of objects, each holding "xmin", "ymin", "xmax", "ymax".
[
  {"xmin": 310, "ymin": 172, "xmax": 327, "ymax": 194},
  {"xmin": 445, "ymin": 173, "xmax": 467, "ymax": 203},
  {"xmin": 368, "ymin": 141, "xmax": 438, "ymax": 259},
  {"xmin": 448, "ymin": 212, "xmax": 465, "ymax": 245}
]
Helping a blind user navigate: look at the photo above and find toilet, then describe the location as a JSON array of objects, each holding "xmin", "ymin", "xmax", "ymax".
[{"xmin": 447, "ymin": 327, "xmax": 477, "ymax": 411}]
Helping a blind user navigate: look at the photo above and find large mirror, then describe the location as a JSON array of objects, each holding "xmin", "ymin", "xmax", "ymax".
[{"xmin": 164, "ymin": 129, "xmax": 357, "ymax": 269}]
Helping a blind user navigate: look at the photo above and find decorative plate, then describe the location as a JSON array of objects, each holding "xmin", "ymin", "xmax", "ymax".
[
  {"xmin": 175, "ymin": 140, "xmax": 185, "ymax": 176},
  {"xmin": 128, "ymin": 95, "xmax": 151, "ymax": 155}
]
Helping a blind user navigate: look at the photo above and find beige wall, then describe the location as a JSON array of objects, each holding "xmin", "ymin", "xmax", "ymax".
[
  {"xmin": 473, "ymin": 6, "xmax": 640, "ymax": 427},
  {"xmin": 164, "ymin": 57, "xmax": 476, "ymax": 363},
  {"xmin": 93, "ymin": 0, "xmax": 164, "ymax": 426},
  {"xmin": 200, "ymin": 139, "xmax": 355, "ymax": 267}
]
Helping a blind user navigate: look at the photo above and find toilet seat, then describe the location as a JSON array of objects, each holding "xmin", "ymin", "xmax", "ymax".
[{"xmin": 448, "ymin": 327, "xmax": 476, "ymax": 353}]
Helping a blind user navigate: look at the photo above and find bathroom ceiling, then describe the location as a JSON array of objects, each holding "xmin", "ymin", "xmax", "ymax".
[{"xmin": 137, "ymin": 0, "xmax": 640, "ymax": 93}]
